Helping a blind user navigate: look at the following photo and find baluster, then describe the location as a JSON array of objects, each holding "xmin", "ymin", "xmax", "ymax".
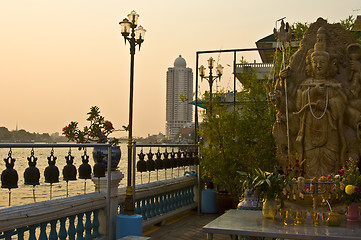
[
  {"xmin": 141, "ymin": 198, "xmax": 147, "ymax": 220},
  {"xmin": 145, "ymin": 197, "xmax": 151, "ymax": 220},
  {"xmin": 149, "ymin": 196, "xmax": 156, "ymax": 218},
  {"xmin": 17, "ymin": 227, "xmax": 26, "ymax": 240},
  {"xmin": 159, "ymin": 194, "xmax": 165, "ymax": 214},
  {"xmin": 49, "ymin": 220, "xmax": 58, "ymax": 240},
  {"xmin": 164, "ymin": 193, "xmax": 170, "ymax": 213},
  {"xmin": 76, "ymin": 213, "xmax": 85, "ymax": 240},
  {"xmin": 68, "ymin": 215, "xmax": 76, "ymax": 240},
  {"xmin": 154, "ymin": 195, "xmax": 160, "ymax": 216},
  {"xmin": 181, "ymin": 189, "xmax": 186, "ymax": 207},
  {"xmin": 39, "ymin": 222, "xmax": 48, "ymax": 240},
  {"xmin": 92, "ymin": 209, "xmax": 100, "ymax": 238},
  {"xmin": 135, "ymin": 199, "xmax": 141, "ymax": 215},
  {"xmin": 181, "ymin": 188, "xmax": 186, "ymax": 206},
  {"xmin": 169, "ymin": 191, "xmax": 175, "ymax": 211},
  {"xmin": 172, "ymin": 191, "xmax": 177, "ymax": 209},
  {"xmin": 184, "ymin": 187, "xmax": 190, "ymax": 205},
  {"xmin": 29, "ymin": 224, "xmax": 37, "ymax": 240},
  {"xmin": 176, "ymin": 190, "xmax": 181, "ymax": 208},
  {"xmin": 4, "ymin": 230, "xmax": 14, "ymax": 240},
  {"xmin": 187, "ymin": 187, "xmax": 192, "ymax": 204},
  {"xmin": 178, "ymin": 189, "xmax": 183, "ymax": 207},
  {"xmin": 59, "ymin": 217, "xmax": 67, "ymax": 240},
  {"xmin": 84, "ymin": 211, "xmax": 92, "ymax": 240}
]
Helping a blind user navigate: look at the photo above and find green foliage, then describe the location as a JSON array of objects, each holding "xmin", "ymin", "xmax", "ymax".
[
  {"xmin": 291, "ymin": 22, "xmax": 310, "ymax": 41},
  {"xmin": 340, "ymin": 15, "xmax": 355, "ymax": 31},
  {"xmin": 200, "ymin": 66, "xmax": 276, "ymax": 203},
  {"xmin": 62, "ymin": 106, "xmax": 119, "ymax": 146},
  {"xmin": 252, "ymin": 168, "xmax": 285, "ymax": 201}
]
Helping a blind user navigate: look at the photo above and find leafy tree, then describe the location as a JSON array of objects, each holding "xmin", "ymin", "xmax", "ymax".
[
  {"xmin": 0, "ymin": 127, "xmax": 12, "ymax": 140},
  {"xmin": 200, "ymin": 66, "xmax": 276, "ymax": 203}
]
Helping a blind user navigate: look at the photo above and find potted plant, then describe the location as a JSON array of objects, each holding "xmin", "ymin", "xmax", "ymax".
[
  {"xmin": 62, "ymin": 106, "xmax": 121, "ymax": 170},
  {"xmin": 237, "ymin": 171, "xmax": 262, "ymax": 210},
  {"xmin": 253, "ymin": 168, "xmax": 285, "ymax": 218}
]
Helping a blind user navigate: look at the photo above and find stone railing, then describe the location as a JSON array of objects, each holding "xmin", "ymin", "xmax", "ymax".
[
  {"xmin": 0, "ymin": 192, "xmax": 104, "ymax": 239},
  {"xmin": 0, "ymin": 175, "xmax": 198, "ymax": 239},
  {"xmin": 132, "ymin": 176, "xmax": 198, "ymax": 228},
  {"xmin": 0, "ymin": 143, "xmax": 199, "ymax": 239}
]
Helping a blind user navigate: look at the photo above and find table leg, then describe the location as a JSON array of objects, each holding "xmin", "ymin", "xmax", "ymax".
[{"xmin": 206, "ymin": 233, "xmax": 213, "ymax": 240}]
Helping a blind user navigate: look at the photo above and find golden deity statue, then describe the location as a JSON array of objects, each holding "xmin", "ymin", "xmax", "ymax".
[{"xmin": 273, "ymin": 18, "xmax": 361, "ymax": 178}]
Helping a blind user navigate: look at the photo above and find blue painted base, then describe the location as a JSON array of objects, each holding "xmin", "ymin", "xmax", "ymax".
[
  {"xmin": 201, "ymin": 189, "xmax": 217, "ymax": 213},
  {"xmin": 116, "ymin": 214, "xmax": 143, "ymax": 239}
]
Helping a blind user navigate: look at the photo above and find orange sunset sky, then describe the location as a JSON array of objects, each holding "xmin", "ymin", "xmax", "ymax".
[{"xmin": 0, "ymin": 0, "xmax": 360, "ymax": 138}]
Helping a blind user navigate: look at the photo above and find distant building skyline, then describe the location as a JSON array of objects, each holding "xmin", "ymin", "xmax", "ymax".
[{"xmin": 166, "ymin": 55, "xmax": 193, "ymax": 140}]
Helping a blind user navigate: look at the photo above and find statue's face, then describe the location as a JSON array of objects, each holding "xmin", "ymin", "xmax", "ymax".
[{"xmin": 312, "ymin": 55, "xmax": 329, "ymax": 78}]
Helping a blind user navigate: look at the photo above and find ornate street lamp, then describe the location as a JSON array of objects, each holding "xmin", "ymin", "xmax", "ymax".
[
  {"xmin": 119, "ymin": 10, "xmax": 146, "ymax": 215},
  {"xmin": 199, "ymin": 57, "xmax": 223, "ymax": 114}
]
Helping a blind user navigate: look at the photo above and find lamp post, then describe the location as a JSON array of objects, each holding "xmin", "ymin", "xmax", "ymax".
[
  {"xmin": 199, "ymin": 57, "xmax": 223, "ymax": 114},
  {"xmin": 119, "ymin": 10, "xmax": 146, "ymax": 215}
]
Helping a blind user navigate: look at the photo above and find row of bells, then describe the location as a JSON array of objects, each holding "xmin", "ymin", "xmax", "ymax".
[
  {"xmin": 137, "ymin": 150, "xmax": 199, "ymax": 173},
  {"xmin": 1, "ymin": 152, "xmax": 107, "ymax": 189}
]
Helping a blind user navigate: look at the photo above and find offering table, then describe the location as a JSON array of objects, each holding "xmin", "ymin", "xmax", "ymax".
[{"xmin": 203, "ymin": 209, "xmax": 361, "ymax": 240}]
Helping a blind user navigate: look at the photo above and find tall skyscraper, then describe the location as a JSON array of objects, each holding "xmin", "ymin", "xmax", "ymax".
[{"xmin": 166, "ymin": 55, "xmax": 193, "ymax": 140}]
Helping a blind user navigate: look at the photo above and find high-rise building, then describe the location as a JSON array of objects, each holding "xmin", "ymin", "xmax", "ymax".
[{"xmin": 166, "ymin": 55, "xmax": 193, "ymax": 140}]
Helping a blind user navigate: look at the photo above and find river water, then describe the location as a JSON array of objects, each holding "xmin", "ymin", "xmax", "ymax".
[{"xmin": 0, "ymin": 143, "xmax": 184, "ymax": 209}]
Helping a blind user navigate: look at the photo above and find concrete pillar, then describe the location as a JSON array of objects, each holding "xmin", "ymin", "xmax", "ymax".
[{"xmin": 92, "ymin": 170, "xmax": 124, "ymax": 239}]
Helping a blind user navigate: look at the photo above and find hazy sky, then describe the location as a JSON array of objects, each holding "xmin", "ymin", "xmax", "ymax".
[{"xmin": 1, "ymin": 0, "xmax": 360, "ymax": 138}]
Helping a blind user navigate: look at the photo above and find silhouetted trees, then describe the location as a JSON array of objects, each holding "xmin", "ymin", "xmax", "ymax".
[{"xmin": 0, "ymin": 127, "xmax": 66, "ymax": 142}]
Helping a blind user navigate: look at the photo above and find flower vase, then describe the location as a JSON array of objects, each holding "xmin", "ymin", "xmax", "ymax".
[
  {"xmin": 347, "ymin": 202, "xmax": 359, "ymax": 222},
  {"xmin": 237, "ymin": 189, "xmax": 262, "ymax": 210},
  {"xmin": 92, "ymin": 146, "xmax": 121, "ymax": 171},
  {"xmin": 262, "ymin": 198, "xmax": 277, "ymax": 219}
]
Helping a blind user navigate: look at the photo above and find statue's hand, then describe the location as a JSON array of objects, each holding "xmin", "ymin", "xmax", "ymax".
[{"xmin": 279, "ymin": 67, "xmax": 290, "ymax": 80}]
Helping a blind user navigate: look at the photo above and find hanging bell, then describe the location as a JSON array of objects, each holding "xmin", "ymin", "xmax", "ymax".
[
  {"xmin": 183, "ymin": 151, "xmax": 190, "ymax": 166},
  {"xmin": 1, "ymin": 155, "xmax": 18, "ymax": 189},
  {"xmin": 163, "ymin": 150, "xmax": 170, "ymax": 170},
  {"xmin": 63, "ymin": 152, "xmax": 77, "ymax": 181},
  {"xmin": 44, "ymin": 151, "xmax": 59, "ymax": 184},
  {"xmin": 154, "ymin": 150, "xmax": 163, "ymax": 170},
  {"xmin": 170, "ymin": 151, "xmax": 177, "ymax": 169},
  {"xmin": 176, "ymin": 150, "xmax": 183, "ymax": 168},
  {"xmin": 146, "ymin": 150, "xmax": 155, "ymax": 172},
  {"xmin": 24, "ymin": 151, "xmax": 40, "ymax": 186},
  {"xmin": 93, "ymin": 151, "xmax": 105, "ymax": 178},
  {"xmin": 194, "ymin": 150, "xmax": 199, "ymax": 165},
  {"xmin": 79, "ymin": 152, "xmax": 91, "ymax": 179},
  {"xmin": 188, "ymin": 150, "xmax": 194, "ymax": 166},
  {"xmin": 136, "ymin": 150, "xmax": 146, "ymax": 173}
]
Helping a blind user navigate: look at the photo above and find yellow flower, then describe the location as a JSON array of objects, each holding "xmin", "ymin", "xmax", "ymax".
[
  {"xmin": 311, "ymin": 177, "xmax": 317, "ymax": 182},
  {"xmin": 340, "ymin": 182, "xmax": 345, "ymax": 191},
  {"xmin": 319, "ymin": 176, "xmax": 327, "ymax": 182},
  {"xmin": 345, "ymin": 185, "xmax": 355, "ymax": 195}
]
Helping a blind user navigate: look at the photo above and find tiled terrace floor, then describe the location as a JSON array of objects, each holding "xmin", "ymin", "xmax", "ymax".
[{"xmin": 143, "ymin": 210, "xmax": 228, "ymax": 240}]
